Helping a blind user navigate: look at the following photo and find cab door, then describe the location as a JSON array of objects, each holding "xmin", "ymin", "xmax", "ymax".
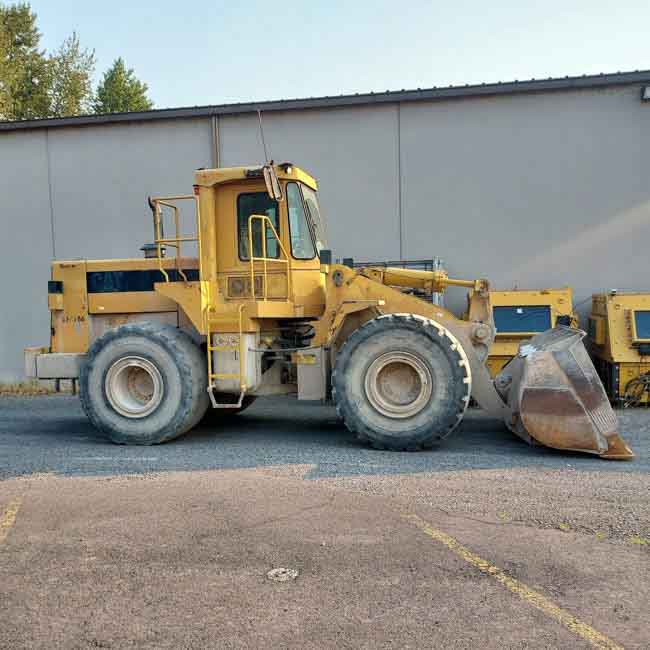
[
  {"xmin": 215, "ymin": 182, "xmax": 289, "ymax": 301},
  {"xmin": 284, "ymin": 181, "xmax": 325, "ymax": 315}
]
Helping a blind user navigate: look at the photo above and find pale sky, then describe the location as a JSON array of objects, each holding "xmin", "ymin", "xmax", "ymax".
[{"xmin": 28, "ymin": 0, "xmax": 650, "ymax": 109}]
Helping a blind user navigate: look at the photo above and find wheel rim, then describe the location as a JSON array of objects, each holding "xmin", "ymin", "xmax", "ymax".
[
  {"xmin": 364, "ymin": 351, "xmax": 433, "ymax": 419},
  {"xmin": 105, "ymin": 356, "xmax": 164, "ymax": 418}
]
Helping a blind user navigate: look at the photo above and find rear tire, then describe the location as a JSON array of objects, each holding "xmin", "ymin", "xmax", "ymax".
[
  {"xmin": 332, "ymin": 314, "xmax": 471, "ymax": 451},
  {"xmin": 80, "ymin": 322, "xmax": 209, "ymax": 444}
]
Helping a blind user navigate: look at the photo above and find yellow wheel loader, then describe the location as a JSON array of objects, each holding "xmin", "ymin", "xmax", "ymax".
[
  {"xmin": 25, "ymin": 163, "xmax": 633, "ymax": 459},
  {"xmin": 589, "ymin": 291, "xmax": 650, "ymax": 407},
  {"xmin": 469, "ymin": 287, "xmax": 578, "ymax": 378}
]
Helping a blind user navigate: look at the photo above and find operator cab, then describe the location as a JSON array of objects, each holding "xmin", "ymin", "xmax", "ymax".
[{"xmin": 193, "ymin": 163, "xmax": 327, "ymax": 316}]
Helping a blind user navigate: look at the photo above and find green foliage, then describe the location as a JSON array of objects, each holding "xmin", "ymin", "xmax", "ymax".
[
  {"xmin": 0, "ymin": 20, "xmax": 10, "ymax": 118},
  {"xmin": 0, "ymin": 3, "xmax": 152, "ymax": 121},
  {"xmin": 0, "ymin": 2, "xmax": 50, "ymax": 120},
  {"xmin": 48, "ymin": 31, "xmax": 95, "ymax": 117},
  {"xmin": 93, "ymin": 57, "xmax": 153, "ymax": 114}
]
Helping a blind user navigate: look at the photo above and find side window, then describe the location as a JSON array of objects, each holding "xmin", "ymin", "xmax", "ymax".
[
  {"xmin": 287, "ymin": 183, "xmax": 316, "ymax": 260},
  {"xmin": 237, "ymin": 193, "xmax": 279, "ymax": 260}
]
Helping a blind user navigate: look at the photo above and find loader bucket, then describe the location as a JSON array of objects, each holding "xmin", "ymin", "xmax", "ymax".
[{"xmin": 497, "ymin": 327, "xmax": 634, "ymax": 459}]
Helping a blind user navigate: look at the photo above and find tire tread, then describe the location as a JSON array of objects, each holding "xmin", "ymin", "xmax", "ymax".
[
  {"xmin": 332, "ymin": 314, "xmax": 471, "ymax": 451},
  {"xmin": 79, "ymin": 322, "xmax": 208, "ymax": 444}
]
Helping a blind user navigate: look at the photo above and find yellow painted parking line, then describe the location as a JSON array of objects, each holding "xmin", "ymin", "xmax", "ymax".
[
  {"xmin": 405, "ymin": 514, "xmax": 624, "ymax": 650},
  {"xmin": 0, "ymin": 498, "xmax": 22, "ymax": 545}
]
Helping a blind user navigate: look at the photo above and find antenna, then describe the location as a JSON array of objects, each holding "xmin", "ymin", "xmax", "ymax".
[{"xmin": 257, "ymin": 110, "xmax": 269, "ymax": 163}]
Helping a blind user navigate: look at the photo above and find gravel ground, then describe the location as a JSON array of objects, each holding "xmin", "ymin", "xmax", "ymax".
[{"xmin": 322, "ymin": 467, "xmax": 650, "ymax": 544}]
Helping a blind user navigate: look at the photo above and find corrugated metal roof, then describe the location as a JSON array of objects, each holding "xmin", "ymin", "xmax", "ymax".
[{"xmin": 1, "ymin": 69, "xmax": 649, "ymax": 132}]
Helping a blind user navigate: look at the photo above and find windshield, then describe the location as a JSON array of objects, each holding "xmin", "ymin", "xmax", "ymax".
[
  {"xmin": 287, "ymin": 183, "xmax": 316, "ymax": 260},
  {"xmin": 300, "ymin": 185, "xmax": 327, "ymax": 253}
]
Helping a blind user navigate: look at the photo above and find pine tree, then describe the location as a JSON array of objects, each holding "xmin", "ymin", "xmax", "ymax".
[
  {"xmin": 93, "ymin": 58, "xmax": 153, "ymax": 114},
  {"xmin": 0, "ymin": 2, "xmax": 50, "ymax": 120},
  {"xmin": 0, "ymin": 3, "xmax": 152, "ymax": 121}
]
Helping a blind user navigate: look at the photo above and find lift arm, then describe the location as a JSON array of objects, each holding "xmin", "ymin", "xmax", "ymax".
[{"xmin": 358, "ymin": 266, "xmax": 493, "ymax": 326}]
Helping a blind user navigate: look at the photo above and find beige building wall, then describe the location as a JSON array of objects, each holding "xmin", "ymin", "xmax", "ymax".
[{"xmin": 1, "ymin": 81, "xmax": 648, "ymax": 379}]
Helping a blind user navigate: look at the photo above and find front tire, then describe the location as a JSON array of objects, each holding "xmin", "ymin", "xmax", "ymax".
[
  {"xmin": 332, "ymin": 314, "xmax": 471, "ymax": 451},
  {"xmin": 80, "ymin": 322, "xmax": 209, "ymax": 444}
]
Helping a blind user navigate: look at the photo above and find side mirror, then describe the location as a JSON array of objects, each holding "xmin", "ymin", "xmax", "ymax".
[{"xmin": 263, "ymin": 164, "xmax": 283, "ymax": 202}]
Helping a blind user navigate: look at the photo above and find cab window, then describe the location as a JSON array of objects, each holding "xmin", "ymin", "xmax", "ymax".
[
  {"xmin": 237, "ymin": 192, "xmax": 279, "ymax": 260},
  {"xmin": 301, "ymin": 184, "xmax": 326, "ymax": 252},
  {"xmin": 287, "ymin": 183, "xmax": 316, "ymax": 260}
]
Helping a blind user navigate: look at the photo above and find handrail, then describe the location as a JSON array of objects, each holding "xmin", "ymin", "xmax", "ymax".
[
  {"xmin": 247, "ymin": 214, "xmax": 292, "ymax": 301},
  {"xmin": 238, "ymin": 303, "xmax": 246, "ymax": 391},
  {"xmin": 151, "ymin": 194, "xmax": 199, "ymax": 283}
]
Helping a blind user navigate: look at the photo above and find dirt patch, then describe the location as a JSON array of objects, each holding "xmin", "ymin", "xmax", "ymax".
[{"xmin": 1, "ymin": 468, "xmax": 647, "ymax": 649}]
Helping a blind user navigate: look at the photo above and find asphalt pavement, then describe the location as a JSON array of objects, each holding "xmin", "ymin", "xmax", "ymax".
[{"xmin": 1, "ymin": 395, "xmax": 648, "ymax": 480}]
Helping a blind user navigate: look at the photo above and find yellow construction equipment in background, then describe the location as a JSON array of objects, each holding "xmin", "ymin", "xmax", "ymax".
[
  {"xmin": 476, "ymin": 289, "xmax": 578, "ymax": 377},
  {"xmin": 589, "ymin": 292, "xmax": 650, "ymax": 407},
  {"xmin": 24, "ymin": 162, "xmax": 633, "ymax": 459}
]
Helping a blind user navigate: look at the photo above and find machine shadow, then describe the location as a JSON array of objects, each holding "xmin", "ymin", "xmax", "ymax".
[
  {"xmin": 2, "ymin": 396, "xmax": 642, "ymax": 480},
  {"xmin": 181, "ymin": 400, "xmax": 614, "ymax": 473}
]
